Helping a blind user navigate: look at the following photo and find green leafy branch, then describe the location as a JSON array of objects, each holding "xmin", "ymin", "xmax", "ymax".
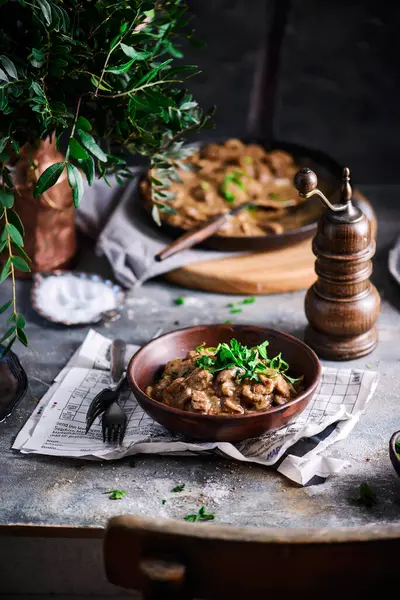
[{"xmin": 0, "ymin": 0, "xmax": 213, "ymax": 353}]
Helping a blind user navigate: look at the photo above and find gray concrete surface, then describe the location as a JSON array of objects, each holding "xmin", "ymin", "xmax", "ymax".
[{"xmin": 1, "ymin": 185, "xmax": 400, "ymax": 534}]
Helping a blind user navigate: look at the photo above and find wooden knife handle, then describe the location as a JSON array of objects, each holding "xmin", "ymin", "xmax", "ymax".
[{"xmin": 155, "ymin": 213, "xmax": 229, "ymax": 262}]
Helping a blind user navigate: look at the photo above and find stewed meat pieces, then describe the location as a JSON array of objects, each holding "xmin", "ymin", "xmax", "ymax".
[
  {"xmin": 140, "ymin": 139, "xmax": 304, "ymax": 238},
  {"xmin": 146, "ymin": 348, "xmax": 303, "ymax": 415}
]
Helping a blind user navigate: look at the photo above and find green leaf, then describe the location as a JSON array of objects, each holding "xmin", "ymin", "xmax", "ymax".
[
  {"xmin": 30, "ymin": 81, "xmax": 46, "ymax": 99},
  {"xmin": 68, "ymin": 138, "xmax": 89, "ymax": 160},
  {"xmin": 7, "ymin": 210, "xmax": 24, "ymax": 237},
  {"xmin": 0, "ymin": 68, "xmax": 8, "ymax": 82},
  {"xmin": 0, "ymin": 136, "xmax": 8, "ymax": 153},
  {"xmin": 34, "ymin": 162, "xmax": 65, "ymax": 197},
  {"xmin": 120, "ymin": 44, "xmax": 153, "ymax": 61},
  {"xmin": 180, "ymin": 101, "xmax": 197, "ymax": 110},
  {"xmin": 0, "ymin": 258, "xmax": 11, "ymax": 283},
  {"xmin": 12, "ymin": 245, "xmax": 31, "ymax": 263},
  {"xmin": 67, "ymin": 163, "xmax": 84, "ymax": 208},
  {"xmin": 0, "ymin": 56, "xmax": 17, "ymax": 79},
  {"xmin": 0, "ymin": 300, "xmax": 12, "ymax": 314},
  {"xmin": 11, "ymin": 256, "xmax": 30, "ymax": 272},
  {"xmin": 76, "ymin": 130, "xmax": 107, "ymax": 162},
  {"xmin": 0, "ymin": 325, "xmax": 16, "ymax": 344},
  {"xmin": 37, "ymin": 0, "xmax": 52, "ymax": 26},
  {"xmin": 0, "ymin": 87, "xmax": 8, "ymax": 111},
  {"xmin": 0, "ymin": 334, "xmax": 16, "ymax": 356},
  {"xmin": 17, "ymin": 327, "xmax": 28, "ymax": 346},
  {"xmin": 78, "ymin": 156, "xmax": 95, "ymax": 185},
  {"xmin": 107, "ymin": 59, "xmax": 136, "ymax": 75},
  {"xmin": 76, "ymin": 116, "xmax": 92, "ymax": 132},
  {"xmin": 6, "ymin": 223, "xmax": 23, "ymax": 247},
  {"xmin": 0, "ymin": 189, "xmax": 13, "ymax": 208},
  {"xmin": 15, "ymin": 314, "xmax": 26, "ymax": 329}
]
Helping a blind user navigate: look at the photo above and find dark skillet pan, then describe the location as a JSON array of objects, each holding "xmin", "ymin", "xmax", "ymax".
[{"xmin": 140, "ymin": 138, "xmax": 370, "ymax": 253}]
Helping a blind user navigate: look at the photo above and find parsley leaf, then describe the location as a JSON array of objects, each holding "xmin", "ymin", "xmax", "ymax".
[
  {"xmin": 104, "ymin": 489, "xmax": 126, "ymax": 500},
  {"xmin": 241, "ymin": 297, "xmax": 256, "ymax": 305},
  {"xmin": 162, "ymin": 499, "xmax": 166, "ymax": 505},
  {"xmin": 184, "ymin": 506, "xmax": 215, "ymax": 521},
  {"xmin": 195, "ymin": 342, "xmax": 206, "ymax": 352},
  {"xmin": 220, "ymin": 170, "xmax": 245, "ymax": 202},
  {"xmin": 172, "ymin": 483, "xmax": 185, "ymax": 492},
  {"xmin": 230, "ymin": 308, "xmax": 242, "ymax": 314},
  {"xmin": 195, "ymin": 338, "xmax": 298, "ymax": 383},
  {"xmin": 356, "ymin": 483, "xmax": 377, "ymax": 507},
  {"xmin": 175, "ymin": 297, "xmax": 185, "ymax": 305}
]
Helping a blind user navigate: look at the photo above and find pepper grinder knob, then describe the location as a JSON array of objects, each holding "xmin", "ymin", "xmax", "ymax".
[{"xmin": 294, "ymin": 167, "xmax": 318, "ymax": 196}]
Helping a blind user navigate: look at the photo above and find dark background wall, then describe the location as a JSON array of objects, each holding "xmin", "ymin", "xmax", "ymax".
[{"xmin": 183, "ymin": 0, "xmax": 400, "ymax": 185}]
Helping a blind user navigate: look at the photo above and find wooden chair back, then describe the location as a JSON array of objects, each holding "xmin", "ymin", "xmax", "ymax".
[{"xmin": 104, "ymin": 515, "xmax": 400, "ymax": 600}]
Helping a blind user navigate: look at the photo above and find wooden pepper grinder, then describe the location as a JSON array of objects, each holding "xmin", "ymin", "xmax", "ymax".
[{"xmin": 294, "ymin": 167, "xmax": 380, "ymax": 360}]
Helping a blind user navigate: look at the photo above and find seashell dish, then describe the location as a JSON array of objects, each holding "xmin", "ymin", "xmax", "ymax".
[{"xmin": 32, "ymin": 271, "xmax": 125, "ymax": 326}]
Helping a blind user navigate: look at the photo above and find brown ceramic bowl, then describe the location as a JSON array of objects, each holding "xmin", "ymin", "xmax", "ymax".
[
  {"xmin": 127, "ymin": 325, "xmax": 321, "ymax": 442},
  {"xmin": 389, "ymin": 431, "xmax": 400, "ymax": 476}
]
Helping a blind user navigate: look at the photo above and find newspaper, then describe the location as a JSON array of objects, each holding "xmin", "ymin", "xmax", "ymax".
[{"xmin": 13, "ymin": 330, "xmax": 379, "ymax": 486}]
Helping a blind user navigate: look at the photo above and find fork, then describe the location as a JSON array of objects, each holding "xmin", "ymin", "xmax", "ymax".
[
  {"xmin": 101, "ymin": 379, "xmax": 128, "ymax": 444},
  {"xmin": 85, "ymin": 338, "xmax": 126, "ymax": 435}
]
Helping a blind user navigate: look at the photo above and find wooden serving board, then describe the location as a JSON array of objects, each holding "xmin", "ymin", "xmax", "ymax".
[
  {"xmin": 165, "ymin": 191, "xmax": 375, "ymax": 295},
  {"xmin": 166, "ymin": 238, "xmax": 316, "ymax": 295}
]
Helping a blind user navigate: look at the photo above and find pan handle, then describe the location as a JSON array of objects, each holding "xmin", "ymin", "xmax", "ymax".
[{"xmin": 155, "ymin": 213, "xmax": 229, "ymax": 262}]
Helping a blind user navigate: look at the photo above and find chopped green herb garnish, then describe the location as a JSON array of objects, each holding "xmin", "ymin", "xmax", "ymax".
[
  {"xmin": 162, "ymin": 499, "xmax": 166, "ymax": 505},
  {"xmin": 172, "ymin": 483, "xmax": 185, "ymax": 492},
  {"xmin": 195, "ymin": 337, "xmax": 298, "ymax": 383},
  {"xmin": 184, "ymin": 506, "xmax": 215, "ymax": 522},
  {"xmin": 269, "ymin": 192, "xmax": 280, "ymax": 200},
  {"xmin": 182, "ymin": 370, "xmax": 190, "ymax": 377},
  {"xmin": 104, "ymin": 489, "xmax": 126, "ymax": 500},
  {"xmin": 175, "ymin": 297, "xmax": 185, "ymax": 305},
  {"xmin": 224, "ymin": 320, "xmax": 233, "ymax": 324},
  {"xmin": 220, "ymin": 170, "xmax": 245, "ymax": 203},
  {"xmin": 200, "ymin": 181, "xmax": 210, "ymax": 190},
  {"xmin": 196, "ymin": 355, "xmax": 215, "ymax": 369},
  {"xmin": 230, "ymin": 308, "xmax": 242, "ymax": 314},
  {"xmin": 356, "ymin": 483, "xmax": 377, "ymax": 507},
  {"xmin": 195, "ymin": 342, "xmax": 206, "ymax": 352},
  {"xmin": 228, "ymin": 303, "xmax": 236, "ymax": 308}
]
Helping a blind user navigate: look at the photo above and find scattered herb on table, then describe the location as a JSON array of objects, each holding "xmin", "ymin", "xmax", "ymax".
[
  {"xmin": 175, "ymin": 297, "xmax": 185, "ymax": 305},
  {"xmin": 241, "ymin": 297, "xmax": 256, "ymax": 305},
  {"xmin": 395, "ymin": 440, "xmax": 400, "ymax": 458},
  {"xmin": 184, "ymin": 506, "xmax": 215, "ymax": 522},
  {"xmin": 230, "ymin": 308, "xmax": 242, "ymax": 314},
  {"xmin": 228, "ymin": 297, "xmax": 256, "ymax": 311},
  {"xmin": 366, "ymin": 364, "xmax": 373, "ymax": 369},
  {"xmin": 172, "ymin": 483, "xmax": 185, "ymax": 492},
  {"xmin": 224, "ymin": 320, "xmax": 233, "ymax": 324},
  {"xmin": 162, "ymin": 499, "xmax": 167, "ymax": 505},
  {"xmin": 104, "ymin": 489, "xmax": 126, "ymax": 500},
  {"xmin": 356, "ymin": 483, "xmax": 377, "ymax": 507},
  {"xmin": 195, "ymin": 338, "xmax": 300, "ymax": 384}
]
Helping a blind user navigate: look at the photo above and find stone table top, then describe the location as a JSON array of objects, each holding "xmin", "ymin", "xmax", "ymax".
[{"xmin": 1, "ymin": 185, "xmax": 400, "ymax": 534}]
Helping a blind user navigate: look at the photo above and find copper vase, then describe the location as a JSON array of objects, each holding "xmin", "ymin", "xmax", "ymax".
[{"xmin": 11, "ymin": 138, "xmax": 76, "ymax": 277}]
